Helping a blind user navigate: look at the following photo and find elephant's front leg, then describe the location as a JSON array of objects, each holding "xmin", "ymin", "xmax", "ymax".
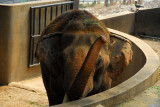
[{"xmin": 40, "ymin": 63, "xmax": 65, "ymax": 106}]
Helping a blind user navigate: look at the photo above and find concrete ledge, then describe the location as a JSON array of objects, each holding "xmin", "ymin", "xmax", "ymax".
[
  {"xmin": 52, "ymin": 29, "xmax": 159, "ymax": 107},
  {"xmin": 99, "ymin": 12, "xmax": 135, "ymax": 34}
]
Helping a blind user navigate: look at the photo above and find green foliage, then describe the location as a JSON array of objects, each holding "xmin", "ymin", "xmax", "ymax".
[
  {"xmin": 28, "ymin": 101, "xmax": 43, "ymax": 107},
  {"xmin": 147, "ymin": 86, "xmax": 160, "ymax": 95},
  {"xmin": 21, "ymin": 0, "xmax": 27, "ymax": 2},
  {"xmin": 9, "ymin": 96, "xmax": 12, "ymax": 99},
  {"xmin": 147, "ymin": 86, "xmax": 160, "ymax": 90},
  {"xmin": 29, "ymin": 101, "xmax": 35, "ymax": 105}
]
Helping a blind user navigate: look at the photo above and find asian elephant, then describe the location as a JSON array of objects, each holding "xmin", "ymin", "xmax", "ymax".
[{"xmin": 36, "ymin": 10, "xmax": 133, "ymax": 106}]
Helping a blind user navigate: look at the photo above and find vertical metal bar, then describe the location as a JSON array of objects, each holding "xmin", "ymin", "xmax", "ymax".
[
  {"xmin": 56, "ymin": 5, "xmax": 58, "ymax": 17},
  {"xmin": 31, "ymin": 8, "xmax": 36, "ymax": 65},
  {"xmin": 31, "ymin": 38, "xmax": 34, "ymax": 65},
  {"xmin": 32, "ymin": 8, "xmax": 35, "ymax": 64},
  {"xmin": 29, "ymin": 8, "xmax": 33, "ymax": 66},
  {"xmin": 65, "ymin": 4, "xmax": 67, "ymax": 11},
  {"xmin": 66, "ymin": 4, "xmax": 69, "ymax": 11},
  {"xmin": 61, "ymin": 5, "xmax": 63, "ymax": 14},
  {"xmin": 30, "ymin": 8, "xmax": 33, "ymax": 37},
  {"xmin": 33, "ymin": 8, "xmax": 36, "ymax": 35},
  {"xmin": 70, "ymin": 0, "xmax": 74, "ymax": 9},
  {"xmin": 39, "ymin": 8, "xmax": 41, "ymax": 35},
  {"xmin": 50, "ymin": 6, "xmax": 53, "ymax": 21},
  {"xmin": 44, "ymin": 7, "xmax": 47, "ymax": 28}
]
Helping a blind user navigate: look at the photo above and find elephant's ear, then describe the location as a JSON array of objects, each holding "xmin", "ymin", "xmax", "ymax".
[
  {"xmin": 35, "ymin": 32, "xmax": 62, "ymax": 63},
  {"xmin": 107, "ymin": 33, "xmax": 133, "ymax": 80}
]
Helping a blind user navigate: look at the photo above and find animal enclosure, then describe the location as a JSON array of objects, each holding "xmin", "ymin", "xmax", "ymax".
[{"xmin": 0, "ymin": 2, "xmax": 159, "ymax": 106}]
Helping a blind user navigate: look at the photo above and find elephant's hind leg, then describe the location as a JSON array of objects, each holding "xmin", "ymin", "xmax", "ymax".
[{"xmin": 40, "ymin": 62, "xmax": 65, "ymax": 106}]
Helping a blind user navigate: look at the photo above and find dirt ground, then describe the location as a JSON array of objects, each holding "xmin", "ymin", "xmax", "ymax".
[
  {"xmin": 0, "ymin": 86, "xmax": 48, "ymax": 107},
  {"xmin": 0, "ymin": 76, "xmax": 48, "ymax": 107}
]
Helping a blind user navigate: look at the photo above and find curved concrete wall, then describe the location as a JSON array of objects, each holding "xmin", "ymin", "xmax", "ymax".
[{"xmin": 53, "ymin": 29, "xmax": 159, "ymax": 107}]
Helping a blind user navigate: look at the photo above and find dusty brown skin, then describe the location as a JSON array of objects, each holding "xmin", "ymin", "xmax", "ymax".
[
  {"xmin": 36, "ymin": 10, "xmax": 133, "ymax": 106},
  {"xmin": 108, "ymin": 33, "xmax": 133, "ymax": 80}
]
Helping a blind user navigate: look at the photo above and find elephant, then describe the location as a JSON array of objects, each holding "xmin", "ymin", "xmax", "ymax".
[{"xmin": 35, "ymin": 10, "xmax": 133, "ymax": 106}]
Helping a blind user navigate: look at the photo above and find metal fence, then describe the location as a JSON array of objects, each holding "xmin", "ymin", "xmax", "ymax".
[{"xmin": 29, "ymin": 1, "xmax": 74, "ymax": 67}]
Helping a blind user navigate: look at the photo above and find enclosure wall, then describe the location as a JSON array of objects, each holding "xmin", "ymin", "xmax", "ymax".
[
  {"xmin": 0, "ymin": 0, "xmax": 68, "ymax": 84},
  {"xmin": 100, "ymin": 12, "xmax": 135, "ymax": 34},
  {"xmin": 135, "ymin": 8, "xmax": 160, "ymax": 37}
]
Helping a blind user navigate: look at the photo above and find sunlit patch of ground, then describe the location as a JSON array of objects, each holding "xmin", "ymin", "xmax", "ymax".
[{"xmin": 0, "ymin": 86, "xmax": 48, "ymax": 107}]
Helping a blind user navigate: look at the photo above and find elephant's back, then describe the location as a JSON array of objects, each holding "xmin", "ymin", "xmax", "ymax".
[{"xmin": 40, "ymin": 10, "xmax": 109, "ymax": 38}]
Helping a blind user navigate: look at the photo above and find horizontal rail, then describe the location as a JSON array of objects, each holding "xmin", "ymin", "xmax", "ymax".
[
  {"xmin": 29, "ymin": 63, "xmax": 40, "ymax": 67},
  {"xmin": 30, "ymin": 1, "xmax": 74, "ymax": 9},
  {"xmin": 31, "ymin": 35, "xmax": 41, "ymax": 38}
]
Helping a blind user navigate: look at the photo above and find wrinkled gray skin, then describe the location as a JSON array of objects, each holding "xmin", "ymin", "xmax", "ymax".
[{"xmin": 36, "ymin": 10, "xmax": 133, "ymax": 106}]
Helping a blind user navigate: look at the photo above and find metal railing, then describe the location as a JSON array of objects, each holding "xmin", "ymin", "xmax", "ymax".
[{"xmin": 29, "ymin": 1, "xmax": 74, "ymax": 67}]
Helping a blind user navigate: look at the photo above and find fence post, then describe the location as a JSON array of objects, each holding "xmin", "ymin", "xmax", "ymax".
[
  {"xmin": 104, "ymin": 0, "xmax": 109, "ymax": 6},
  {"xmin": 72, "ymin": 0, "xmax": 79, "ymax": 9}
]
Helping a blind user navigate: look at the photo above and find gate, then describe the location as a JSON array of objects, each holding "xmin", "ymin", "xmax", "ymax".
[{"xmin": 29, "ymin": 1, "xmax": 74, "ymax": 67}]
